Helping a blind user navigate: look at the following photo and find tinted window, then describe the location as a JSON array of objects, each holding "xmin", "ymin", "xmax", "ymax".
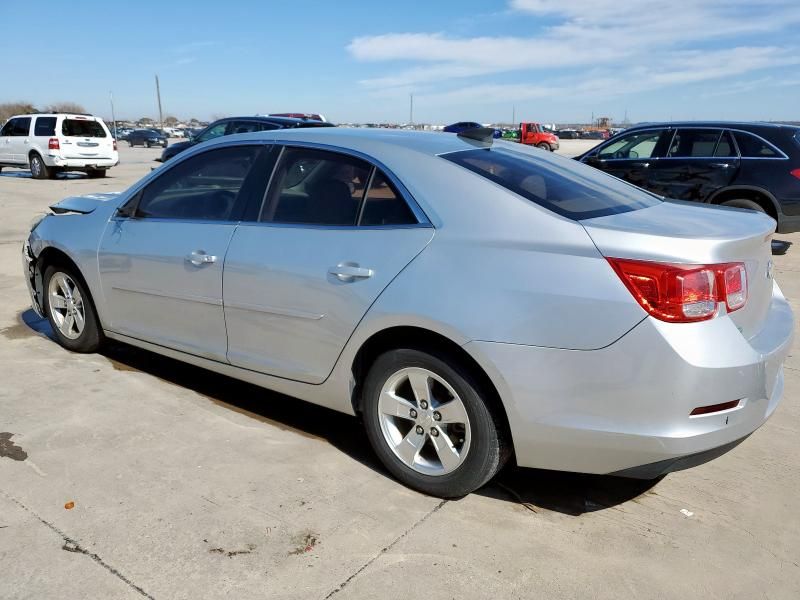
[
  {"xmin": 734, "ymin": 131, "xmax": 780, "ymax": 158},
  {"xmin": 261, "ymin": 148, "xmax": 371, "ymax": 226},
  {"xmin": 12, "ymin": 117, "xmax": 31, "ymax": 136},
  {"xmin": 228, "ymin": 121, "xmax": 264, "ymax": 134},
  {"xmin": 794, "ymin": 131, "xmax": 800, "ymax": 149},
  {"xmin": 0, "ymin": 119, "xmax": 16, "ymax": 136},
  {"xmin": 597, "ymin": 130, "xmax": 662, "ymax": 159},
  {"xmin": 715, "ymin": 131, "xmax": 736, "ymax": 157},
  {"xmin": 136, "ymin": 146, "xmax": 260, "ymax": 220},
  {"xmin": 443, "ymin": 147, "xmax": 660, "ymax": 220},
  {"xmin": 62, "ymin": 119, "xmax": 106, "ymax": 137},
  {"xmin": 196, "ymin": 123, "xmax": 228, "ymax": 143},
  {"xmin": 360, "ymin": 171, "xmax": 416, "ymax": 226},
  {"xmin": 667, "ymin": 129, "xmax": 721, "ymax": 157},
  {"xmin": 34, "ymin": 117, "xmax": 57, "ymax": 137}
]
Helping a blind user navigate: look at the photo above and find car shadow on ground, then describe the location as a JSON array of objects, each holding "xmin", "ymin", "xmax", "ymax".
[
  {"xmin": 8, "ymin": 308, "xmax": 660, "ymax": 515},
  {"xmin": 0, "ymin": 169, "xmax": 88, "ymax": 179}
]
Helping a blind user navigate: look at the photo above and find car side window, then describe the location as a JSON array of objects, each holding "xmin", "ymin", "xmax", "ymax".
[
  {"xmin": 714, "ymin": 131, "xmax": 736, "ymax": 157},
  {"xmin": 11, "ymin": 117, "xmax": 31, "ymax": 136},
  {"xmin": 0, "ymin": 119, "xmax": 16, "ymax": 137},
  {"xmin": 135, "ymin": 145, "xmax": 260, "ymax": 221},
  {"xmin": 734, "ymin": 131, "xmax": 780, "ymax": 158},
  {"xmin": 229, "ymin": 121, "xmax": 262, "ymax": 135},
  {"xmin": 597, "ymin": 130, "xmax": 662, "ymax": 159},
  {"xmin": 359, "ymin": 170, "xmax": 417, "ymax": 226},
  {"xmin": 34, "ymin": 117, "xmax": 57, "ymax": 137},
  {"xmin": 667, "ymin": 129, "xmax": 721, "ymax": 158},
  {"xmin": 261, "ymin": 148, "xmax": 371, "ymax": 226},
  {"xmin": 196, "ymin": 123, "xmax": 228, "ymax": 143}
]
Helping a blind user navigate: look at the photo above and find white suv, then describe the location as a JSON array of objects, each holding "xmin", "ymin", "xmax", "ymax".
[{"xmin": 0, "ymin": 113, "xmax": 119, "ymax": 179}]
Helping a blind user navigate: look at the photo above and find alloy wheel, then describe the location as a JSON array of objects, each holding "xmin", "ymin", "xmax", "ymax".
[
  {"xmin": 30, "ymin": 157, "xmax": 41, "ymax": 177},
  {"xmin": 378, "ymin": 367, "xmax": 471, "ymax": 476},
  {"xmin": 47, "ymin": 272, "xmax": 86, "ymax": 340}
]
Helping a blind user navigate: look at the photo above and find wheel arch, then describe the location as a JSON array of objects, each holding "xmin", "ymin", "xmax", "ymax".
[
  {"xmin": 706, "ymin": 186, "xmax": 781, "ymax": 221},
  {"xmin": 350, "ymin": 325, "xmax": 514, "ymax": 452},
  {"xmin": 35, "ymin": 246, "xmax": 99, "ymax": 318}
]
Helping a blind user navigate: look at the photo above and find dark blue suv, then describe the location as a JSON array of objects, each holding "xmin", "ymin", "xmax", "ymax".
[{"xmin": 577, "ymin": 122, "xmax": 800, "ymax": 233}]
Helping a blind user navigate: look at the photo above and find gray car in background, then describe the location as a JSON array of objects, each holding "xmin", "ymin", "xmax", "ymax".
[{"xmin": 22, "ymin": 128, "xmax": 793, "ymax": 497}]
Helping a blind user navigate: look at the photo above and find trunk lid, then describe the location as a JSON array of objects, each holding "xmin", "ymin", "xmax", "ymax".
[
  {"xmin": 582, "ymin": 200, "xmax": 776, "ymax": 340},
  {"xmin": 59, "ymin": 116, "xmax": 115, "ymax": 160}
]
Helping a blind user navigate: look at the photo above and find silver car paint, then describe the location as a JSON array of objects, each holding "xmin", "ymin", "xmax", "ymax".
[{"xmin": 24, "ymin": 128, "xmax": 794, "ymax": 475}]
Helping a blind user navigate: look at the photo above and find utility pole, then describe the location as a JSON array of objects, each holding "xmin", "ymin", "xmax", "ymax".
[
  {"xmin": 155, "ymin": 74, "xmax": 164, "ymax": 132},
  {"xmin": 409, "ymin": 93, "xmax": 414, "ymax": 126},
  {"xmin": 512, "ymin": 105, "xmax": 515, "ymax": 126},
  {"xmin": 109, "ymin": 91, "xmax": 117, "ymax": 139}
]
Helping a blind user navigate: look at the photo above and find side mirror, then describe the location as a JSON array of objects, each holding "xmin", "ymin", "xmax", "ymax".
[{"xmin": 116, "ymin": 201, "xmax": 137, "ymax": 218}]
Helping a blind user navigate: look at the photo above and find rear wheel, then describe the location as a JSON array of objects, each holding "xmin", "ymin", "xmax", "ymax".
[
  {"xmin": 128, "ymin": 140, "xmax": 134, "ymax": 147},
  {"xmin": 721, "ymin": 198, "xmax": 765, "ymax": 213},
  {"xmin": 362, "ymin": 348, "xmax": 508, "ymax": 498},
  {"xmin": 29, "ymin": 153, "xmax": 51, "ymax": 180},
  {"xmin": 43, "ymin": 265, "xmax": 103, "ymax": 353},
  {"xmin": 145, "ymin": 141, "xmax": 151, "ymax": 148}
]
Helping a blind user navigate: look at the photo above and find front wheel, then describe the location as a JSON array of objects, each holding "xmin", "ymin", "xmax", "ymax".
[
  {"xmin": 536, "ymin": 142, "xmax": 550, "ymax": 151},
  {"xmin": 43, "ymin": 265, "xmax": 103, "ymax": 353},
  {"xmin": 362, "ymin": 348, "xmax": 508, "ymax": 498}
]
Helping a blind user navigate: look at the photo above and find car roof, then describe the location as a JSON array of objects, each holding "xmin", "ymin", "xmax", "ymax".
[
  {"xmin": 219, "ymin": 127, "xmax": 495, "ymax": 161},
  {"xmin": 212, "ymin": 115, "xmax": 327, "ymax": 127},
  {"xmin": 625, "ymin": 121, "xmax": 800, "ymax": 133}
]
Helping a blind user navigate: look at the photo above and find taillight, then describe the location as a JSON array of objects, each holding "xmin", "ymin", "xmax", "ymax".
[
  {"xmin": 48, "ymin": 137, "xmax": 60, "ymax": 150},
  {"xmin": 790, "ymin": 168, "xmax": 800, "ymax": 180},
  {"xmin": 113, "ymin": 140, "xmax": 117, "ymax": 151},
  {"xmin": 607, "ymin": 258, "xmax": 748, "ymax": 323}
]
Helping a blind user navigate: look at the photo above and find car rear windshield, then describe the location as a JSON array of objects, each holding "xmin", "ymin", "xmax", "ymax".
[
  {"xmin": 442, "ymin": 147, "xmax": 660, "ymax": 220},
  {"xmin": 62, "ymin": 119, "xmax": 107, "ymax": 138}
]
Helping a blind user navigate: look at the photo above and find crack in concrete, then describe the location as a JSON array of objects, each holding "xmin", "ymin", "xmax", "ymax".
[
  {"xmin": 322, "ymin": 499, "xmax": 447, "ymax": 599},
  {"xmin": 1, "ymin": 490, "xmax": 155, "ymax": 599}
]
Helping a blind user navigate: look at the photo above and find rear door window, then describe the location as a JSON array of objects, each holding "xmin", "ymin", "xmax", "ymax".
[
  {"xmin": 715, "ymin": 131, "xmax": 736, "ymax": 157},
  {"xmin": 443, "ymin": 147, "xmax": 660, "ymax": 220},
  {"xmin": 261, "ymin": 148, "xmax": 371, "ymax": 226},
  {"xmin": 597, "ymin": 129, "xmax": 663, "ymax": 159},
  {"xmin": 62, "ymin": 119, "xmax": 106, "ymax": 138},
  {"xmin": 359, "ymin": 171, "xmax": 417, "ymax": 226},
  {"xmin": 734, "ymin": 131, "xmax": 781, "ymax": 158},
  {"xmin": 34, "ymin": 117, "xmax": 57, "ymax": 136},
  {"xmin": 667, "ymin": 129, "xmax": 721, "ymax": 157}
]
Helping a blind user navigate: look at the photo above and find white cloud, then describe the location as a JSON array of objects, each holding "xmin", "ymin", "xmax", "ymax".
[{"xmin": 347, "ymin": 0, "xmax": 800, "ymax": 105}]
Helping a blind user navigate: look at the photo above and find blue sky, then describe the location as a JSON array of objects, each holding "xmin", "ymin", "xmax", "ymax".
[{"xmin": 2, "ymin": 0, "xmax": 799, "ymax": 124}]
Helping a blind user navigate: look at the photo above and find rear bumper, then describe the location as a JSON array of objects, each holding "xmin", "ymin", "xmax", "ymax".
[
  {"xmin": 48, "ymin": 155, "xmax": 119, "ymax": 169},
  {"xmin": 467, "ymin": 282, "xmax": 793, "ymax": 475}
]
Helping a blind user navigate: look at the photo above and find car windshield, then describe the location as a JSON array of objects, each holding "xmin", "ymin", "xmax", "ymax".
[
  {"xmin": 62, "ymin": 119, "xmax": 107, "ymax": 138},
  {"xmin": 442, "ymin": 147, "xmax": 661, "ymax": 220}
]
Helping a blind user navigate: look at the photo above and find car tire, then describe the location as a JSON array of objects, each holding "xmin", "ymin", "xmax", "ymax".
[
  {"xmin": 42, "ymin": 265, "xmax": 103, "ymax": 353},
  {"xmin": 536, "ymin": 143, "xmax": 550, "ymax": 151},
  {"xmin": 145, "ymin": 141, "xmax": 151, "ymax": 148},
  {"xmin": 87, "ymin": 169, "xmax": 106, "ymax": 179},
  {"xmin": 362, "ymin": 348, "xmax": 509, "ymax": 498},
  {"xmin": 29, "ymin": 153, "xmax": 51, "ymax": 180},
  {"xmin": 721, "ymin": 199, "xmax": 765, "ymax": 213},
  {"xmin": 128, "ymin": 140, "xmax": 134, "ymax": 147}
]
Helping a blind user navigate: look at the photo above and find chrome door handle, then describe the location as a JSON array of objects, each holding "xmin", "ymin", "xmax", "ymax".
[
  {"xmin": 328, "ymin": 263, "xmax": 374, "ymax": 282},
  {"xmin": 186, "ymin": 250, "xmax": 217, "ymax": 266},
  {"xmin": 631, "ymin": 162, "xmax": 650, "ymax": 168}
]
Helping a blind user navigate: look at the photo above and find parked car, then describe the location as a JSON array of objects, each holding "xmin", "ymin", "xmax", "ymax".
[
  {"xmin": 23, "ymin": 128, "xmax": 792, "ymax": 498},
  {"xmin": 269, "ymin": 112, "xmax": 327, "ymax": 122},
  {"xmin": 159, "ymin": 115, "xmax": 334, "ymax": 162},
  {"xmin": 443, "ymin": 121, "xmax": 502, "ymax": 138},
  {"xmin": 577, "ymin": 121, "xmax": 800, "ymax": 233},
  {"xmin": 111, "ymin": 128, "xmax": 133, "ymax": 141},
  {"xmin": 556, "ymin": 129, "xmax": 580, "ymax": 139},
  {"xmin": 0, "ymin": 113, "xmax": 118, "ymax": 179},
  {"xmin": 127, "ymin": 129, "xmax": 168, "ymax": 148},
  {"xmin": 580, "ymin": 130, "xmax": 609, "ymax": 140}
]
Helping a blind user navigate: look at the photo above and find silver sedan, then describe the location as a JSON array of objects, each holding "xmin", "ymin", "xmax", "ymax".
[{"xmin": 22, "ymin": 127, "xmax": 794, "ymax": 497}]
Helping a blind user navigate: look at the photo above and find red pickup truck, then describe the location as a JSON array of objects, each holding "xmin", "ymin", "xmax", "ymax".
[{"xmin": 518, "ymin": 122, "xmax": 559, "ymax": 151}]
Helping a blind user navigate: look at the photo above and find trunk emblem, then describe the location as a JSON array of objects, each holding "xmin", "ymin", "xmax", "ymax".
[{"xmin": 766, "ymin": 260, "xmax": 774, "ymax": 280}]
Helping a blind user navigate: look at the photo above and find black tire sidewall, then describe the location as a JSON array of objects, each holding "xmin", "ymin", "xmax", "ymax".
[
  {"xmin": 30, "ymin": 154, "xmax": 47, "ymax": 179},
  {"xmin": 42, "ymin": 265, "xmax": 102, "ymax": 353},
  {"xmin": 722, "ymin": 199, "xmax": 765, "ymax": 213},
  {"xmin": 362, "ymin": 348, "xmax": 505, "ymax": 498}
]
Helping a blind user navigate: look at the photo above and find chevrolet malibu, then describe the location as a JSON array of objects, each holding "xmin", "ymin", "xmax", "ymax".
[{"xmin": 22, "ymin": 127, "xmax": 793, "ymax": 497}]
